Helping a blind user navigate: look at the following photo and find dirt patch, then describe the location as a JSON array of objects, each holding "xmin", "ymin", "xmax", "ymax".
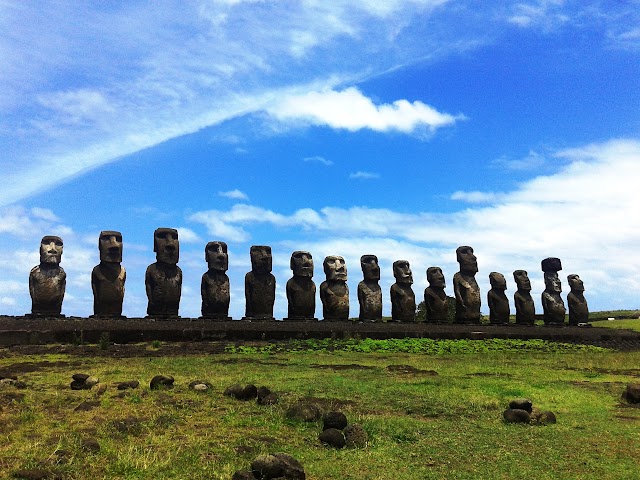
[
  {"xmin": 565, "ymin": 367, "xmax": 640, "ymax": 377},
  {"xmin": 466, "ymin": 372, "xmax": 513, "ymax": 378},
  {"xmin": 614, "ymin": 415, "xmax": 640, "ymax": 421},
  {"xmin": 297, "ymin": 396, "xmax": 357, "ymax": 410},
  {"xmin": 0, "ymin": 360, "xmax": 82, "ymax": 377},
  {"xmin": 309, "ymin": 364, "xmax": 377, "ymax": 371},
  {"xmin": 386, "ymin": 365, "xmax": 438, "ymax": 375},
  {"xmin": 0, "ymin": 391, "xmax": 26, "ymax": 406},
  {"xmin": 213, "ymin": 358, "xmax": 289, "ymax": 366}
]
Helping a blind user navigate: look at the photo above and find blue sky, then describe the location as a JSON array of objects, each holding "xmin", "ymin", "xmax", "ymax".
[{"xmin": 1, "ymin": 0, "xmax": 639, "ymax": 319}]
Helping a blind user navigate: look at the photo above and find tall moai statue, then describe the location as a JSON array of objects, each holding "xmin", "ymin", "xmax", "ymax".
[
  {"xmin": 145, "ymin": 228, "xmax": 182, "ymax": 317},
  {"xmin": 91, "ymin": 231, "xmax": 126, "ymax": 317},
  {"xmin": 201, "ymin": 241, "xmax": 231, "ymax": 320},
  {"xmin": 453, "ymin": 245, "xmax": 481, "ymax": 324},
  {"xmin": 567, "ymin": 274, "xmax": 589, "ymax": 326},
  {"xmin": 390, "ymin": 260, "xmax": 415, "ymax": 322},
  {"xmin": 285, "ymin": 251, "xmax": 316, "ymax": 321},
  {"xmin": 358, "ymin": 254, "xmax": 382, "ymax": 322},
  {"xmin": 513, "ymin": 270, "xmax": 535, "ymax": 325},
  {"xmin": 424, "ymin": 267, "xmax": 448, "ymax": 323},
  {"xmin": 487, "ymin": 272, "xmax": 509, "ymax": 325},
  {"xmin": 29, "ymin": 235, "xmax": 66, "ymax": 317},
  {"xmin": 244, "ymin": 245, "xmax": 276, "ymax": 321},
  {"xmin": 541, "ymin": 257, "xmax": 565, "ymax": 326},
  {"xmin": 320, "ymin": 255, "xmax": 349, "ymax": 321}
]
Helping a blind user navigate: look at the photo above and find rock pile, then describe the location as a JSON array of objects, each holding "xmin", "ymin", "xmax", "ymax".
[
  {"xmin": 318, "ymin": 411, "xmax": 368, "ymax": 448},
  {"xmin": 285, "ymin": 401, "xmax": 323, "ymax": 422},
  {"xmin": 224, "ymin": 383, "xmax": 278, "ymax": 404},
  {"xmin": 70, "ymin": 373, "xmax": 99, "ymax": 390},
  {"xmin": 503, "ymin": 398, "xmax": 557, "ymax": 425},
  {"xmin": 233, "ymin": 452, "xmax": 306, "ymax": 480}
]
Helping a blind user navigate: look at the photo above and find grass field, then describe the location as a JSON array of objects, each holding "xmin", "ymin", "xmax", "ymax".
[{"xmin": 1, "ymin": 339, "xmax": 640, "ymax": 479}]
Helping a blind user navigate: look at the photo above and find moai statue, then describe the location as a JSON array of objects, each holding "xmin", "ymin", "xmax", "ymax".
[
  {"xmin": 541, "ymin": 257, "xmax": 565, "ymax": 326},
  {"xmin": 567, "ymin": 274, "xmax": 589, "ymax": 325},
  {"xmin": 358, "ymin": 254, "xmax": 382, "ymax": 322},
  {"xmin": 91, "ymin": 231, "xmax": 126, "ymax": 317},
  {"xmin": 201, "ymin": 241, "xmax": 230, "ymax": 320},
  {"xmin": 487, "ymin": 272, "xmax": 509, "ymax": 325},
  {"xmin": 285, "ymin": 251, "xmax": 316, "ymax": 321},
  {"xmin": 424, "ymin": 267, "xmax": 448, "ymax": 323},
  {"xmin": 453, "ymin": 246, "xmax": 481, "ymax": 324},
  {"xmin": 145, "ymin": 228, "xmax": 182, "ymax": 317},
  {"xmin": 390, "ymin": 260, "xmax": 415, "ymax": 322},
  {"xmin": 244, "ymin": 245, "xmax": 276, "ymax": 321},
  {"xmin": 513, "ymin": 270, "xmax": 535, "ymax": 325},
  {"xmin": 29, "ymin": 235, "xmax": 66, "ymax": 317},
  {"xmin": 320, "ymin": 255, "xmax": 349, "ymax": 321}
]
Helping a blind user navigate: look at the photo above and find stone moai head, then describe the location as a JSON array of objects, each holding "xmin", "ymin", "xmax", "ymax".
[
  {"xmin": 99, "ymin": 231, "xmax": 123, "ymax": 263},
  {"xmin": 456, "ymin": 246, "xmax": 478, "ymax": 274},
  {"xmin": 40, "ymin": 235, "xmax": 63, "ymax": 265},
  {"xmin": 360, "ymin": 254, "xmax": 380, "ymax": 281},
  {"xmin": 542, "ymin": 257, "xmax": 562, "ymax": 293},
  {"xmin": 324, "ymin": 255, "xmax": 347, "ymax": 282},
  {"xmin": 427, "ymin": 266, "xmax": 445, "ymax": 288},
  {"xmin": 489, "ymin": 272, "xmax": 507, "ymax": 290},
  {"xmin": 291, "ymin": 251, "xmax": 313, "ymax": 278},
  {"xmin": 513, "ymin": 270, "xmax": 531, "ymax": 291},
  {"xmin": 567, "ymin": 274, "xmax": 584, "ymax": 292},
  {"xmin": 154, "ymin": 228, "xmax": 179, "ymax": 264},
  {"xmin": 393, "ymin": 260, "xmax": 413, "ymax": 285},
  {"xmin": 250, "ymin": 245, "xmax": 272, "ymax": 275},
  {"xmin": 205, "ymin": 241, "xmax": 228, "ymax": 272}
]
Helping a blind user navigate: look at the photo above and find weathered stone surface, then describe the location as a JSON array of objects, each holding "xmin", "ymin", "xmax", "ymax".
[
  {"xmin": 29, "ymin": 235, "xmax": 66, "ymax": 317},
  {"xmin": 0, "ymin": 378, "xmax": 27, "ymax": 388},
  {"xmin": 541, "ymin": 258, "xmax": 566, "ymax": 325},
  {"xmin": 245, "ymin": 246, "xmax": 276, "ymax": 320},
  {"xmin": 72, "ymin": 373, "xmax": 90, "ymax": 382},
  {"xmin": 623, "ymin": 383, "xmax": 640, "ymax": 404},
  {"xmin": 503, "ymin": 408, "xmax": 531, "ymax": 423},
  {"xmin": 232, "ymin": 470, "xmax": 254, "ymax": 480},
  {"xmin": 487, "ymin": 272, "xmax": 510, "ymax": 325},
  {"xmin": 424, "ymin": 266, "xmax": 448, "ymax": 323},
  {"xmin": 453, "ymin": 246, "xmax": 481, "ymax": 324},
  {"xmin": 319, "ymin": 428, "xmax": 346, "ymax": 448},
  {"xmin": 567, "ymin": 274, "xmax": 589, "ymax": 325},
  {"xmin": 323, "ymin": 411, "xmax": 348, "ymax": 431},
  {"xmin": 286, "ymin": 251, "xmax": 316, "ymax": 320},
  {"xmin": 358, "ymin": 254, "xmax": 382, "ymax": 322},
  {"xmin": 92, "ymin": 231, "xmax": 126, "ymax": 317},
  {"xmin": 149, "ymin": 375, "xmax": 174, "ymax": 390},
  {"xmin": 509, "ymin": 398, "xmax": 533, "ymax": 413},
  {"xmin": 513, "ymin": 270, "xmax": 535, "ymax": 325},
  {"xmin": 531, "ymin": 410, "xmax": 557, "ymax": 425},
  {"xmin": 286, "ymin": 402, "xmax": 323, "ymax": 422},
  {"xmin": 201, "ymin": 241, "xmax": 230, "ymax": 320},
  {"xmin": 115, "ymin": 380, "xmax": 139, "ymax": 390},
  {"xmin": 188, "ymin": 380, "xmax": 212, "ymax": 391},
  {"xmin": 251, "ymin": 453, "xmax": 306, "ymax": 480},
  {"xmin": 146, "ymin": 228, "xmax": 182, "ymax": 317},
  {"xmin": 258, "ymin": 392, "xmax": 279, "ymax": 405},
  {"xmin": 320, "ymin": 256, "xmax": 349, "ymax": 321},
  {"xmin": 242, "ymin": 384, "xmax": 258, "ymax": 400},
  {"xmin": 224, "ymin": 383, "xmax": 244, "ymax": 398},
  {"xmin": 344, "ymin": 423, "xmax": 368, "ymax": 448},
  {"xmin": 390, "ymin": 260, "xmax": 416, "ymax": 322},
  {"xmin": 70, "ymin": 374, "xmax": 99, "ymax": 390},
  {"xmin": 273, "ymin": 453, "xmax": 306, "ymax": 480},
  {"xmin": 81, "ymin": 438, "xmax": 100, "ymax": 452}
]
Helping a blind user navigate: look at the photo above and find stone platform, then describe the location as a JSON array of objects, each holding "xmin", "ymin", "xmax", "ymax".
[{"xmin": 2, "ymin": 316, "xmax": 640, "ymax": 349}]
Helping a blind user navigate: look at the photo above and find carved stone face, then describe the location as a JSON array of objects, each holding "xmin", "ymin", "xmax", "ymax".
[
  {"xmin": 40, "ymin": 235, "xmax": 63, "ymax": 264},
  {"xmin": 99, "ymin": 231, "xmax": 123, "ymax": 263},
  {"xmin": 513, "ymin": 270, "xmax": 531, "ymax": 291},
  {"xmin": 544, "ymin": 272, "xmax": 562, "ymax": 293},
  {"xmin": 206, "ymin": 241, "xmax": 228, "ymax": 272},
  {"xmin": 427, "ymin": 267, "xmax": 445, "ymax": 288},
  {"xmin": 324, "ymin": 255, "xmax": 347, "ymax": 282},
  {"xmin": 489, "ymin": 272, "xmax": 507, "ymax": 290},
  {"xmin": 291, "ymin": 251, "xmax": 313, "ymax": 277},
  {"xmin": 456, "ymin": 246, "xmax": 478, "ymax": 274},
  {"xmin": 360, "ymin": 254, "xmax": 380, "ymax": 281},
  {"xmin": 154, "ymin": 228, "xmax": 179, "ymax": 264},
  {"xmin": 251, "ymin": 245, "xmax": 272, "ymax": 274},
  {"xmin": 393, "ymin": 260, "xmax": 413, "ymax": 285},
  {"xmin": 567, "ymin": 274, "xmax": 584, "ymax": 292}
]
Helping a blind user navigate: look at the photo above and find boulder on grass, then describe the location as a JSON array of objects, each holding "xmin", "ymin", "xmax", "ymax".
[
  {"xmin": 323, "ymin": 411, "xmax": 348, "ymax": 431},
  {"xmin": 150, "ymin": 375, "xmax": 174, "ymax": 390},
  {"xmin": 344, "ymin": 423, "xmax": 368, "ymax": 448},
  {"xmin": 286, "ymin": 402, "xmax": 323, "ymax": 422},
  {"xmin": 319, "ymin": 428, "xmax": 346, "ymax": 449},
  {"xmin": 622, "ymin": 383, "xmax": 640, "ymax": 404},
  {"xmin": 503, "ymin": 408, "xmax": 531, "ymax": 424},
  {"xmin": 509, "ymin": 398, "xmax": 533, "ymax": 413}
]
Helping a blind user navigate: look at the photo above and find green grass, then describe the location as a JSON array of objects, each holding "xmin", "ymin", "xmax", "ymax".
[
  {"xmin": 1, "ymin": 340, "xmax": 639, "ymax": 479},
  {"xmin": 592, "ymin": 318, "xmax": 640, "ymax": 332}
]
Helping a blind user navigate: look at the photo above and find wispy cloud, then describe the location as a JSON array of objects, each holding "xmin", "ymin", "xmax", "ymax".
[
  {"xmin": 303, "ymin": 156, "xmax": 333, "ymax": 166},
  {"xmin": 450, "ymin": 191, "xmax": 504, "ymax": 203},
  {"xmin": 349, "ymin": 171, "xmax": 381, "ymax": 180},
  {"xmin": 507, "ymin": 1, "xmax": 570, "ymax": 30},
  {"xmin": 218, "ymin": 189, "xmax": 249, "ymax": 200},
  {"xmin": 491, "ymin": 150, "xmax": 546, "ymax": 171}
]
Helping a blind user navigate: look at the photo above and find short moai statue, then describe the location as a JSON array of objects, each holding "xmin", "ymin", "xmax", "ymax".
[
  {"xmin": 320, "ymin": 255, "xmax": 349, "ymax": 321},
  {"xmin": 285, "ymin": 251, "xmax": 316, "ymax": 321},
  {"xmin": 91, "ymin": 231, "xmax": 126, "ymax": 317},
  {"xmin": 513, "ymin": 270, "xmax": 535, "ymax": 325},
  {"xmin": 29, "ymin": 235, "xmax": 66, "ymax": 317},
  {"xmin": 201, "ymin": 241, "xmax": 231, "ymax": 320},
  {"xmin": 424, "ymin": 266, "xmax": 448, "ymax": 323},
  {"xmin": 541, "ymin": 257, "xmax": 565, "ymax": 326},
  {"xmin": 567, "ymin": 274, "xmax": 589, "ymax": 325},
  {"xmin": 487, "ymin": 272, "xmax": 510, "ymax": 325},
  {"xmin": 244, "ymin": 245, "xmax": 276, "ymax": 321},
  {"xmin": 145, "ymin": 228, "xmax": 182, "ymax": 317},
  {"xmin": 453, "ymin": 246, "xmax": 481, "ymax": 324},
  {"xmin": 390, "ymin": 260, "xmax": 415, "ymax": 322},
  {"xmin": 358, "ymin": 254, "xmax": 382, "ymax": 322}
]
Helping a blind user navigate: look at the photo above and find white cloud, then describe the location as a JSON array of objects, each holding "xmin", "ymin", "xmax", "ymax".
[
  {"xmin": 349, "ymin": 171, "xmax": 380, "ymax": 180},
  {"xmin": 218, "ymin": 189, "xmax": 249, "ymax": 200},
  {"xmin": 0, "ymin": 297, "xmax": 17, "ymax": 306},
  {"xmin": 450, "ymin": 191, "xmax": 504, "ymax": 203},
  {"xmin": 176, "ymin": 227, "xmax": 202, "ymax": 244},
  {"xmin": 508, "ymin": 1, "xmax": 570, "ymax": 30},
  {"xmin": 303, "ymin": 156, "xmax": 333, "ymax": 166},
  {"xmin": 266, "ymin": 87, "xmax": 464, "ymax": 134},
  {"xmin": 491, "ymin": 150, "xmax": 546, "ymax": 171}
]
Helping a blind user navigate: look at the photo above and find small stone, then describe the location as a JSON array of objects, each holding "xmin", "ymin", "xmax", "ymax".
[
  {"xmin": 258, "ymin": 392, "xmax": 279, "ymax": 405},
  {"xmin": 116, "ymin": 380, "xmax": 139, "ymax": 390},
  {"xmin": 241, "ymin": 384, "xmax": 258, "ymax": 400},
  {"xmin": 150, "ymin": 375, "xmax": 174, "ymax": 390},
  {"xmin": 273, "ymin": 453, "xmax": 306, "ymax": 480},
  {"xmin": 286, "ymin": 403, "xmax": 323, "ymax": 422},
  {"xmin": 257, "ymin": 386, "xmax": 272, "ymax": 400},
  {"xmin": 319, "ymin": 428, "xmax": 346, "ymax": 448},
  {"xmin": 224, "ymin": 383, "xmax": 244, "ymax": 398},
  {"xmin": 252, "ymin": 454, "xmax": 282, "ymax": 479},
  {"xmin": 323, "ymin": 411, "xmax": 348, "ymax": 431},
  {"xmin": 84, "ymin": 376, "xmax": 99, "ymax": 388},
  {"xmin": 93, "ymin": 384, "xmax": 107, "ymax": 396},
  {"xmin": 531, "ymin": 410, "xmax": 557, "ymax": 425},
  {"xmin": 232, "ymin": 470, "xmax": 254, "ymax": 480},
  {"xmin": 72, "ymin": 373, "xmax": 90, "ymax": 382},
  {"xmin": 509, "ymin": 398, "xmax": 533, "ymax": 413},
  {"xmin": 344, "ymin": 423, "xmax": 368, "ymax": 448},
  {"xmin": 503, "ymin": 408, "xmax": 531, "ymax": 423},
  {"xmin": 623, "ymin": 383, "xmax": 640, "ymax": 404},
  {"xmin": 81, "ymin": 438, "xmax": 100, "ymax": 452},
  {"xmin": 188, "ymin": 380, "xmax": 212, "ymax": 391}
]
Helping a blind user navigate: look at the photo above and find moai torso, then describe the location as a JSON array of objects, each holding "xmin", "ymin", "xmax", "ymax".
[
  {"xmin": 286, "ymin": 251, "xmax": 316, "ymax": 320},
  {"xmin": 487, "ymin": 272, "xmax": 509, "ymax": 324},
  {"xmin": 390, "ymin": 260, "xmax": 415, "ymax": 322},
  {"xmin": 541, "ymin": 257, "xmax": 565, "ymax": 325},
  {"xmin": 567, "ymin": 274, "xmax": 589, "ymax": 325},
  {"xmin": 201, "ymin": 242, "xmax": 230, "ymax": 319},
  {"xmin": 425, "ymin": 267, "xmax": 448, "ymax": 323},
  {"xmin": 513, "ymin": 270, "xmax": 535, "ymax": 325},
  {"xmin": 30, "ymin": 236, "xmax": 66, "ymax": 316},
  {"xmin": 92, "ymin": 231, "xmax": 126, "ymax": 317},
  {"xmin": 321, "ymin": 255, "xmax": 349, "ymax": 321},
  {"xmin": 244, "ymin": 246, "xmax": 276, "ymax": 320},
  {"xmin": 453, "ymin": 246, "xmax": 481, "ymax": 324},
  {"xmin": 146, "ymin": 228, "xmax": 182, "ymax": 317},
  {"xmin": 358, "ymin": 255, "xmax": 382, "ymax": 322}
]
